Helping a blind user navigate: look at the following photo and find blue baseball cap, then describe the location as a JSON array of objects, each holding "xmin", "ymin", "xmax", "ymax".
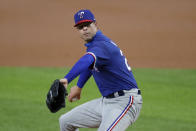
[{"xmin": 74, "ymin": 9, "xmax": 96, "ymax": 27}]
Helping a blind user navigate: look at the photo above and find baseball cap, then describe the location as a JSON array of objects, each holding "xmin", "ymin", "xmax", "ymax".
[{"xmin": 74, "ymin": 9, "xmax": 96, "ymax": 27}]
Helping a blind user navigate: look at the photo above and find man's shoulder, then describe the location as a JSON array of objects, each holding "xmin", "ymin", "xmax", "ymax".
[{"xmin": 87, "ymin": 31, "xmax": 116, "ymax": 51}]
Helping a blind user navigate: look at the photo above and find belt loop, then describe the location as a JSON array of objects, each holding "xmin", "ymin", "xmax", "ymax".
[{"xmin": 138, "ymin": 90, "xmax": 141, "ymax": 95}]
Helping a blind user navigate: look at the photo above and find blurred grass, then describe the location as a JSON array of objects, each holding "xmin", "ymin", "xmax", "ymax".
[{"xmin": 0, "ymin": 67, "xmax": 195, "ymax": 131}]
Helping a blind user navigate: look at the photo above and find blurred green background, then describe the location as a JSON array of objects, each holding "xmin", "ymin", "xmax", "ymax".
[{"xmin": 0, "ymin": 67, "xmax": 195, "ymax": 131}]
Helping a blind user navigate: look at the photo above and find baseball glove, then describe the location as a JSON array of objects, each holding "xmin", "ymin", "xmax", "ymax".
[{"xmin": 46, "ymin": 79, "xmax": 68, "ymax": 113}]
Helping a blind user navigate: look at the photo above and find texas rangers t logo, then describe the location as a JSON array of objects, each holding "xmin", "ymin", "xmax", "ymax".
[{"xmin": 78, "ymin": 11, "xmax": 84, "ymax": 19}]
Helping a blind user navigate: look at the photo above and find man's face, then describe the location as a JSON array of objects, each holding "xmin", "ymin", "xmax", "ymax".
[{"xmin": 76, "ymin": 22, "xmax": 98, "ymax": 42}]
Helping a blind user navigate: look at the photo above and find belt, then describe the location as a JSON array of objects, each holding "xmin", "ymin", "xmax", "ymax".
[{"xmin": 105, "ymin": 89, "xmax": 141, "ymax": 99}]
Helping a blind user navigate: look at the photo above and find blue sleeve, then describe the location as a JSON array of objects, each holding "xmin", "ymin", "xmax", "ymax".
[
  {"xmin": 64, "ymin": 54, "xmax": 95, "ymax": 83},
  {"xmin": 77, "ymin": 69, "xmax": 92, "ymax": 88}
]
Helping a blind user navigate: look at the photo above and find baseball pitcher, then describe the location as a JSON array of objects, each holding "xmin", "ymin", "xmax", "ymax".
[{"xmin": 58, "ymin": 9, "xmax": 143, "ymax": 131}]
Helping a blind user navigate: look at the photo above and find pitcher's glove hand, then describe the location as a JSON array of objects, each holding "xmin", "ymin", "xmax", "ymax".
[{"xmin": 46, "ymin": 79, "xmax": 68, "ymax": 113}]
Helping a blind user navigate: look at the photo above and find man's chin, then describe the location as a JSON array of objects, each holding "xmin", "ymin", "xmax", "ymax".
[{"xmin": 84, "ymin": 37, "xmax": 93, "ymax": 42}]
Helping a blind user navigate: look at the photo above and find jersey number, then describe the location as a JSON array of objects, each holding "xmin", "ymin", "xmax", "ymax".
[
  {"xmin": 111, "ymin": 41, "xmax": 131, "ymax": 71},
  {"xmin": 120, "ymin": 50, "xmax": 131, "ymax": 71}
]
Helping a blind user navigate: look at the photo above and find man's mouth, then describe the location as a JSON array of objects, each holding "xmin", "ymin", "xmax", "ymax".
[{"xmin": 83, "ymin": 33, "xmax": 89, "ymax": 36}]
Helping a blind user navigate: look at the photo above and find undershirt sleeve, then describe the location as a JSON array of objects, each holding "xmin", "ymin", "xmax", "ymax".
[
  {"xmin": 77, "ymin": 69, "xmax": 92, "ymax": 88},
  {"xmin": 64, "ymin": 54, "xmax": 95, "ymax": 83}
]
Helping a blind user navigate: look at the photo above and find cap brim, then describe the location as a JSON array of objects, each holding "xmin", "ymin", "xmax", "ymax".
[{"xmin": 74, "ymin": 20, "xmax": 93, "ymax": 27}]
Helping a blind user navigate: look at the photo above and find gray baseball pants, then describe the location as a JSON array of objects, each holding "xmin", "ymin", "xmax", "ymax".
[{"xmin": 59, "ymin": 89, "xmax": 142, "ymax": 131}]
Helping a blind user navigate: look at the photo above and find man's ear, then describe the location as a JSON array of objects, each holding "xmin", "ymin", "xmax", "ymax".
[
  {"xmin": 94, "ymin": 21, "xmax": 98, "ymax": 26},
  {"xmin": 93, "ymin": 22, "xmax": 98, "ymax": 29}
]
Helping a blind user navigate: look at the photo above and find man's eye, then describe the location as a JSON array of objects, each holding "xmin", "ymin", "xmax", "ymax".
[
  {"xmin": 77, "ymin": 22, "xmax": 91, "ymax": 30},
  {"xmin": 77, "ymin": 26, "xmax": 83, "ymax": 30}
]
